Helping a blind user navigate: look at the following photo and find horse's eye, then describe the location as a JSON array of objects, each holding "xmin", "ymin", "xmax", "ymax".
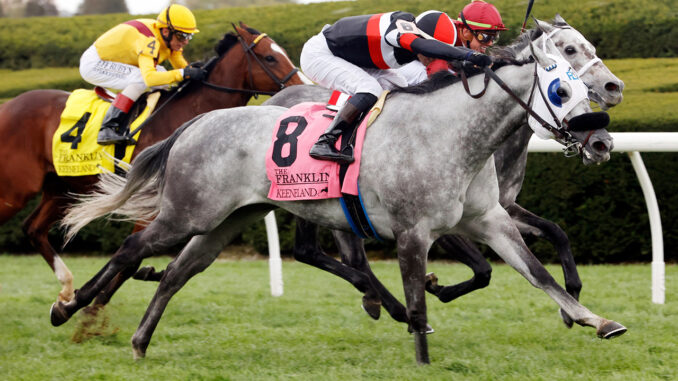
[
  {"xmin": 564, "ymin": 46, "xmax": 576, "ymax": 55},
  {"xmin": 264, "ymin": 55, "xmax": 277, "ymax": 63}
]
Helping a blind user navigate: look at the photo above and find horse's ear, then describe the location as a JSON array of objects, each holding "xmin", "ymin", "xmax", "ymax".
[
  {"xmin": 532, "ymin": 16, "xmax": 554, "ymax": 34},
  {"xmin": 553, "ymin": 14, "xmax": 569, "ymax": 27},
  {"xmin": 239, "ymin": 21, "xmax": 249, "ymax": 29},
  {"xmin": 529, "ymin": 41, "xmax": 556, "ymax": 68}
]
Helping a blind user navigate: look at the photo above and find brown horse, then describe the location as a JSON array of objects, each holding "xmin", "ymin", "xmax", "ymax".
[{"xmin": 0, "ymin": 23, "xmax": 305, "ymax": 303}]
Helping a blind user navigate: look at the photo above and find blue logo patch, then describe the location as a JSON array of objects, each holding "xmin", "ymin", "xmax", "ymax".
[
  {"xmin": 566, "ymin": 69, "xmax": 579, "ymax": 80},
  {"xmin": 547, "ymin": 78, "xmax": 562, "ymax": 107}
]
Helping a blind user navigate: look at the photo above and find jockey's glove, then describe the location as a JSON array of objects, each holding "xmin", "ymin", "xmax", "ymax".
[
  {"xmin": 183, "ymin": 66, "xmax": 207, "ymax": 81},
  {"xmin": 465, "ymin": 52, "xmax": 492, "ymax": 67}
]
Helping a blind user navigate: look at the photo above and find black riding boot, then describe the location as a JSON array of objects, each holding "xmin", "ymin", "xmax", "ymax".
[
  {"xmin": 97, "ymin": 106, "xmax": 130, "ymax": 145},
  {"xmin": 309, "ymin": 92, "xmax": 378, "ymax": 164}
]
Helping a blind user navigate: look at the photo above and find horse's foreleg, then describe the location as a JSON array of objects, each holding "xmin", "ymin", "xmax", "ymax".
[
  {"xmin": 50, "ymin": 219, "xmax": 190, "ymax": 327},
  {"xmin": 396, "ymin": 228, "xmax": 433, "ymax": 365},
  {"xmin": 507, "ymin": 203, "xmax": 582, "ymax": 298},
  {"xmin": 293, "ymin": 218, "xmax": 383, "ymax": 320},
  {"xmin": 426, "ymin": 235, "xmax": 492, "ymax": 303},
  {"xmin": 506, "ymin": 203, "xmax": 580, "ymax": 327},
  {"xmin": 469, "ymin": 205, "xmax": 625, "ymax": 339},
  {"xmin": 22, "ymin": 185, "xmax": 75, "ymax": 302},
  {"xmin": 132, "ymin": 210, "xmax": 266, "ymax": 359},
  {"xmin": 333, "ymin": 229, "xmax": 409, "ymax": 324}
]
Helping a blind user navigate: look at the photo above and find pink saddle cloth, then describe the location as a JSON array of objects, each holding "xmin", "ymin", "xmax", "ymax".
[{"xmin": 266, "ymin": 102, "xmax": 369, "ymax": 201}]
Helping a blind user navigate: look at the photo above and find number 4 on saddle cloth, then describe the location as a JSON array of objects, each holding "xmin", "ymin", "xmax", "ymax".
[
  {"xmin": 52, "ymin": 88, "xmax": 160, "ymax": 176},
  {"xmin": 266, "ymin": 91, "xmax": 387, "ymax": 239}
]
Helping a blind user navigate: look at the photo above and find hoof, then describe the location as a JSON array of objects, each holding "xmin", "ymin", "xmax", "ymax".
[
  {"xmin": 50, "ymin": 301, "xmax": 70, "ymax": 327},
  {"xmin": 597, "ymin": 320, "xmax": 627, "ymax": 339},
  {"xmin": 425, "ymin": 272, "xmax": 443, "ymax": 296},
  {"xmin": 559, "ymin": 308, "xmax": 574, "ymax": 328},
  {"xmin": 361, "ymin": 295, "xmax": 381, "ymax": 320},
  {"xmin": 132, "ymin": 347, "xmax": 146, "ymax": 360}
]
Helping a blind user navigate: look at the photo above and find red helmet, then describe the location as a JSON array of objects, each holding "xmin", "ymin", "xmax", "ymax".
[{"xmin": 458, "ymin": 0, "xmax": 507, "ymax": 31}]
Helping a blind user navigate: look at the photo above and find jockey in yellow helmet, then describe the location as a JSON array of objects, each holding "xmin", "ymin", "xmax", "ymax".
[{"xmin": 79, "ymin": 4, "xmax": 205, "ymax": 145}]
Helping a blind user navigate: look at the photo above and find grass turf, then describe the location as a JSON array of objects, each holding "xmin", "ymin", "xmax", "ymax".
[{"xmin": 0, "ymin": 255, "xmax": 676, "ymax": 380}]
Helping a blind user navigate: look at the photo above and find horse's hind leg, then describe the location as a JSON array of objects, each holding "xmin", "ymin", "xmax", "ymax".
[
  {"xmin": 50, "ymin": 217, "xmax": 193, "ymax": 327},
  {"xmin": 293, "ymin": 218, "xmax": 385, "ymax": 320},
  {"xmin": 506, "ymin": 203, "xmax": 581, "ymax": 327},
  {"xmin": 425, "ymin": 235, "xmax": 492, "ymax": 303},
  {"xmin": 332, "ymin": 229, "xmax": 409, "ymax": 324},
  {"xmin": 132, "ymin": 209, "xmax": 269, "ymax": 359},
  {"xmin": 467, "ymin": 205, "xmax": 625, "ymax": 339},
  {"xmin": 22, "ymin": 177, "xmax": 75, "ymax": 302},
  {"xmin": 90, "ymin": 223, "xmax": 154, "ymax": 309}
]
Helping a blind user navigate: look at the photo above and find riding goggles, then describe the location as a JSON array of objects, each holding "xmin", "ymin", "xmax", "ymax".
[
  {"xmin": 474, "ymin": 31, "xmax": 499, "ymax": 44},
  {"xmin": 173, "ymin": 30, "xmax": 193, "ymax": 42}
]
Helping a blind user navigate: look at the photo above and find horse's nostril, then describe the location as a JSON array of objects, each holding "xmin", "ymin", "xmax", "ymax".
[
  {"xmin": 593, "ymin": 141, "xmax": 608, "ymax": 152},
  {"xmin": 605, "ymin": 82, "xmax": 618, "ymax": 92}
]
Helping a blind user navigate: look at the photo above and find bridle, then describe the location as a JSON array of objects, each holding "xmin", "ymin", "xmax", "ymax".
[
  {"xmin": 199, "ymin": 25, "xmax": 299, "ymax": 97},
  {"xmin": 539, "ymin": 26, "xmax": 602, "ymax": 78},
  {"xmin": 536, "ymin": 25, "xmax": 607, "ymax": 110},
  {"xmin": 458, "ymin": 61, "xmax": 589, "ymax": 157}
]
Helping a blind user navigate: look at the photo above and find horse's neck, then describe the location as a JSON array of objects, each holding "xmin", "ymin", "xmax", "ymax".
[
  {"xmin": 136, "ymin": 52, "xmax": 254, "ymax": 150},
  {"xmin": 191, "ymin": 49, "xmax": 253, "ymax": 112},
  {"xmin": 450, "ymin": 64, "xmax": 534, "ymax": 160}
]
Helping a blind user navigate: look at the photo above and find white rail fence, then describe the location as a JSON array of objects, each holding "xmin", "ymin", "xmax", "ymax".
[{"xmin": 265, "ymin": 132, "xmax": 675, "ymax": 303}]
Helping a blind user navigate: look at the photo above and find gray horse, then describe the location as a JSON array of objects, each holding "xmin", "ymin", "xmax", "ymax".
[
  {"xmin": 263, "ymin": 16, "xmax": 624, "ymax": 327},
  {"xmin": 54, "ymin": 42, "xmax": 625, "ymax": 364}
]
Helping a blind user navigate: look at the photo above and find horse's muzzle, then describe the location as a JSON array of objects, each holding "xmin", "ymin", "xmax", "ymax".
[{"xmin": 567, "ymin": 112, "xmax": 610, "ymax": 132}]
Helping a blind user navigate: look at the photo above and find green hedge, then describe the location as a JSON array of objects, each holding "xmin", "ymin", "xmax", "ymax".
[{"xmin": 0, "ymin": 0, "xmax": 676, "ymax": 70}]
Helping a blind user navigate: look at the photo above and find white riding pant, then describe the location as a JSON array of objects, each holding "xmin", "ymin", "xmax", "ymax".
[
  {"xmin": 300, "ymin": 30, "xmax": 419, "ymax": 97},
  {"xmin": 79, "ymin": 44, "xmax": 168, "ymax": 101}
]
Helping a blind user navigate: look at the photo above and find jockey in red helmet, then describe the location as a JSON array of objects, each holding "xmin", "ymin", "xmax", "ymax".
[
  {"xmin": 301, "ymin": 10, "xmax": 492, "ymax": 164},
  {"xmin": 458, "ymin": 0, "xmax": 508, "ymax": 53},
  {"xmin": 398, "ymin": 2, "xmax": 507, "ymax": 84}
]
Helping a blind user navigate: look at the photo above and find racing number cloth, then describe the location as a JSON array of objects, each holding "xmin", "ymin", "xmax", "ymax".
[{"xmin": 52, "ymin": 89, "xmax": 156, "ymax": 176}]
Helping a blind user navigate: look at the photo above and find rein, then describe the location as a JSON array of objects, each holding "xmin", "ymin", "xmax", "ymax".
[
  {"xmin": 460, "ymin": 63, "xmax": 585, "ymax": 156},
  {"xmin": 127, "ymin": 29, "xmax": 299, "ymax": 139},
  {"xmin": 232, "ymin": 27, "xmax": 299, "ymax": 97},
  {"xmin": 200, "ymin": 30, "xmax": 297, "ymax": 97}
]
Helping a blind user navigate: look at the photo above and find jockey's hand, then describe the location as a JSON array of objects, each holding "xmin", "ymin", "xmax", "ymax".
[
  {"xmin": 465, "ymin": 52, "xmax": 492, "ymax": 67},
  {"xmin": 183, "ymin": 66, "xmax": 207, "ymax": 81}
]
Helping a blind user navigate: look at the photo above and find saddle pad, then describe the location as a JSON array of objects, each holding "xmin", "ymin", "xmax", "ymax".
[
  {"xmin": 52, "ymin": 89, "xmax": 157, "ymax": 176},
  {"xmin": 266, "ymin": 102, "xmax": 370, "ymax": 201}
]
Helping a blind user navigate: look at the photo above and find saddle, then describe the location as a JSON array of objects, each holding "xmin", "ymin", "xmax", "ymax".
[
  {"xmin": 266, "ymin": 91, "xmax": 388, "ymax": 239},
  {"xmin": 52, "ymin": 88, "xmax": 160, "ymax": 176}
]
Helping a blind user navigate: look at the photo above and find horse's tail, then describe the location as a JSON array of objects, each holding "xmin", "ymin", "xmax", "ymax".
[{"xmin": 61, "ymin": 114, "xmax": 204, "ymax": 244}]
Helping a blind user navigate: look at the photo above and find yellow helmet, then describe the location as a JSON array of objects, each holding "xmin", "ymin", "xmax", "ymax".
[{"xmin": 156, "ymin": 4, "xmax": 199, "ymax": 34}]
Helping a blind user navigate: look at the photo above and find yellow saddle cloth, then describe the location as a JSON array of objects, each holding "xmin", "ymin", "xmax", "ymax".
[{"xmin": 52, "ymin": 89, "xmax": 159, "ymax": 176}]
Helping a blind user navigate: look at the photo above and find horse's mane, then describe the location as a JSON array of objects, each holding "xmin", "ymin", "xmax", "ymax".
[
  {"xmin": 392, "ymin": 52, "xmax": 528, "ymax": 96},
  {"xmin": 392, "ymin": 21, "xmax": 562, "ymax": 96}
]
